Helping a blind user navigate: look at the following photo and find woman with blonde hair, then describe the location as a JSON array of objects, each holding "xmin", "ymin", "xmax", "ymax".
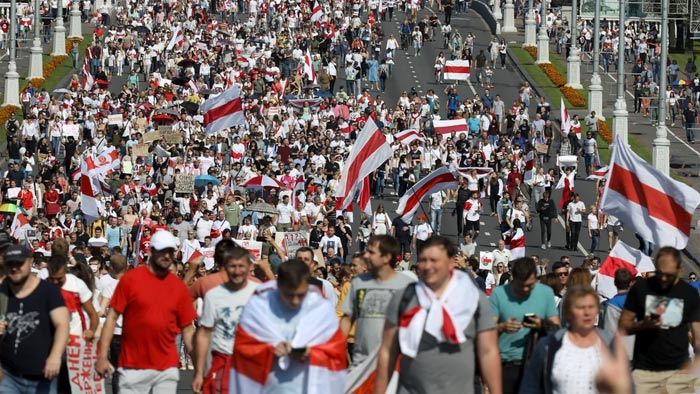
[
  {"xmin": 520, "ymin": 285, "xmax": 626, "ymax": 394},
  {"xmin": 567, "ymin": 267, "xmax": 593, "ymax": 288}
]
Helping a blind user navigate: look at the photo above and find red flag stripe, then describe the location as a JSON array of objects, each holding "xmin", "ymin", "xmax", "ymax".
[
  {"xmin": 600, "ymin": 256, "xmax": 639, "ymax": 277},
  {"xmin": 441, "ymin": 307, "xmax": 458, "ymax": 343},
  {"xmin": 203, "ymin": 98, "xmax": 243, "ymax": 126},
  {"xmin": 343, "ymin": 130, "xmax": 388, "ymax": 198},
  {"xmin": 308, "ymin": 328, "xmax": 348, "ymax": 372},
  {"xmin": 231, "ymin": 325, "xmax": 275, "ymax": 385},
  {"xmin": 401, "ymin": 172, "xmax": 457, "ymax": 216},
  {"xmin": 443, "ymin": 66, "xmax": 470, "ymax": 73},
  {"xmin": 608, "ymin": 163, "xmax": 692, "ymax": 236},
  {"xmin": 399, "ymin": 305, "xmax": 422, "ymax": 328}
]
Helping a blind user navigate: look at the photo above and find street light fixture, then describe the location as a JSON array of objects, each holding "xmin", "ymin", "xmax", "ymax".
[{"xmin": 3, "ymin": 0, "xmax": 20, "ymax": 107}]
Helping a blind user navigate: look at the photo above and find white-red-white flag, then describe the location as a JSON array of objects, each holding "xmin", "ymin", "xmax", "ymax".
[
  {"xmin": 586, "ymin": 166, "xmax": 609, "ymax": 180},
  {"xmin": 230, "ymin": 282, "xmax": 347, "ymax": 394},
  {"xmin": 457, "ymin": 167, "xmax": 494, "ymax": 180},
  {"xmin": 88, "ymin": 146, "xmax": 121, "ymax": 177},
  {"xmin": 80, "ymin": 160, "xmax": 102, "ymax": 225},
  {"xmin": 166, "ymin": 26, "xmax": 184, "ymax": 51},
  {"xmin": 505, "ymin": 227, "xmax": 525, "ymax": 259},
  {"xmin": 310, "ymin": 1, "xmax": 324, "ymax": 22},
  {"xmin": 602, "ymin": 135, "xmax": 700, "ymax": 249},
  {"xmin": 560, "ymin": 97, "xmax": 571, "ymax": 135},
  {"xmin": 433, "ymin": 118, "xmax": 468, "ymax": 136},
  {"xmin": 303, "ymin": 49, "xmax": 317, "ymax": 84},
  {"xmin": 443, "ymin": 60, "xmax": 470, "ymax": 81},
  {"xmin": 598, "ymin": 240, "xmax": 655, "ymax": 299},
  {"xmin": 10, "ymin": 210, "xmax": 31, "ymax": 240},
  {"xmin": 82, "ymin": 58, "xmax": 94, "ymax": 91},
  {"xmin": 358, "ymin": 176, "xmax": 372, "ymax": 218},
  {"xmin": 523, "ymin": 150, "xmax": 536, "ymax": 184},
  {"xmin": 396, "ymin": 167, "xmax": 458, "ymax": 221},
  {"xmin": 395, "ymin": 128, "xmax": 424, "ymax": 146},
  {"xmin": 201, "ymin": 85, "xmax": 245, "ymax": 135},
  {"xmin": 186, "ymin": 79, "xmax": 199, "ymax": 93},
  {"xmin": 336, "ymin": 119, "xmax": 393, "ymax": 210}
]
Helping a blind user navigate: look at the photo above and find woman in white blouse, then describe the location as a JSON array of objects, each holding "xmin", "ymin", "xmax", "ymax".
[
  {"xmin": 521, "ymin": 285, "xmax": 623, "ymax": 394},
  {"xmin": 372, "ymin": 204, "xmax": 392, "ymax": 235}
]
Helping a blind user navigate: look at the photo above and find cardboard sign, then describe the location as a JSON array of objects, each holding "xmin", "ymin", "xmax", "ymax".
[
  {"xmin": 234, "ymin": 239, "xmax": 263, "ymax": 260},
  {"xmin": 66, "ymin": 335, "xmax": 105, "ymax": 393},
  {"xmin": 275, "ymin": 231, "xmax": 309, "ymax": 258},
  {"xmin": 108, "ymin": 114, "xmax": 123, "ymax": 126},
  {"xmin": 132, "ymin": 143, "xmax": 149, "ymax": 157},
  {"xmin": 175, "ymin": 174, "xmax": 195, "ymax": 194},
  {"xmin": 157, "ymin": 125, "xmax": 173, "ymax": 133},
  {"xmin": 479, "ymin": 251, "xmax": 494, "ymax": 271},
  {"xmin": 63, "ymin": 124, "xmax": 80, "ymax": 138},
  {"xmin": 535, "ymin": 143, "xmax": 549, "ymax": 154},
  {"xmin": 162, "ymin": 130, "xmax": 182, "ymax": 145},
  {"xmin": 142, "ymin": 131, "xmax": 161, "ymax": 143}
]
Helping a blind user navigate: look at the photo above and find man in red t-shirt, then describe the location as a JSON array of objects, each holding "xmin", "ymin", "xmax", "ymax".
[{"xmin": 96, "ymin": 230, "xmax": 196, "ymax": 393}]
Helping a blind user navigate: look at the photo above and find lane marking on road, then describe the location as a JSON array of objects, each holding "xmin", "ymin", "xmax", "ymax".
[
  {"xmin": 480, "ymin": 221, "xmax": 485, "ymax": 226},
  {"xmin": 490, "ymin": 242, "xmax": 496, "ymax": 247},
  {"xmin": 484, "ymin": 232, "xmax": 491, "ymax": 237},
  {"xmin": 466, "ymin": 79, "xmax": 477, "ymax": 96}
]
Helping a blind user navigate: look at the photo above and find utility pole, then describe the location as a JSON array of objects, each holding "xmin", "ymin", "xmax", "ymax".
[
  {"xmin": 588, "ymin": 0, "xmax": 604, "ymax": 118},
  {"xmin": 566, "ymin": 0, "xmax": 582, "ymax": 88}
]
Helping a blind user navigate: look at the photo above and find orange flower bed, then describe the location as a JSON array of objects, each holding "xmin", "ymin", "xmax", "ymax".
[
  {"xmin": 560, "ymin": 86, "xmax": 586, "ymax": 107},
  {"xmin": 66, "ymin": 37, "xmax": 83, "ymax": 54},
  {"xmin": 29, "ymin": 78, "xmax": 45, "ymax": 87},
  {"xmin": 598, "ymin": 119, "xmax": 612, "ymax": 143},
  {"xmin": 524, "ymin": 46, "xmax": 537, "ymax": 60},
  {"xmin": 539, "ymin": 63, "xmax": 566, "ymax": 87},
  {"xmin": 43, "ymin": 55, "xmax": 68, "ymax": 79}
]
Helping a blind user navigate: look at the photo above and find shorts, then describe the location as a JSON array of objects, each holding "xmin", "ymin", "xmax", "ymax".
[
  {"xmin": 465, "ymin": 219, "xmax": 480, "ymax": 233},
  {"xmin": 607, "ymin": 224, "xmax": 621, "ymax": 234}
]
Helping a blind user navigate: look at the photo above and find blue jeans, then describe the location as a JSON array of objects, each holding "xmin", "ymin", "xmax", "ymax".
[
  {"xmin": 686, "ymin": 123, "xmax": 696, "ymax": 142},
  {"xmin": 431, "ymin": 208, "xmax": 443, "ymax": 234},
  {"xmin": 52, "ymin": 136, "xmax": 60, "ymax": 156},
  {"xmin": 0, "ymin": 368, "xmax": 57, "ymax": 394},
  {"xmin": 392, "ymin": 168, "xmax": 400, "ymax": 193},
  {"xmin": 375, "ymin": 175, "xmax": 385, "ymax": 196}
]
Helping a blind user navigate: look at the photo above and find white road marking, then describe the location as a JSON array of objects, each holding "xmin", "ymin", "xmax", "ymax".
[
  {"xmin": 490, "ymin": 242, "xmax": 496, "ymax": 247},
  {"xmin": 556, "ymin": 214, "xmax": 589, "ymax": 256},
  {"xmin": 484, "ymin": 232, "xmax": 491, "ymax": 237},
  {"xmin": 466, "ymin": 79, "xmax": 477, "ymax": 96},
  {"xmin": 480, "ymin": 221, "xmax": 485, "ymax": 226}
]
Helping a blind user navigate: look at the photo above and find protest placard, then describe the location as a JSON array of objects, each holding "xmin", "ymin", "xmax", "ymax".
[
  {"xmin": 157, "ymin": 125, "xmax": 173, "ymax": 134},
  {"xmin": 132, "ymin": 143, "xmax": 149, "ymax": 157},
  {"xmin": 162, "ymin": 130, "xmax": 182, "ymax": 145},
  {"xmin": 175, "ymin": 174, "xmax": 195, "ymax": 194},
  {"xmin": 108, "ymin": 114, "xmax": 123, "ymax": 126},
  {"xmin": 66, "ymin": 334, "xmax": 105, "ymax": 393},
  {"xmin": 234, "ymin": 239, "xmax": 263, "ymax": 260},
  {"xmin": 63, "ymin": 124, "xmax": 80, "ymax": 139},
  {"xmin": 479, "ymin": 251, "xmax": 494, "ymax": 271},
  {"xmin": 275, "ymin": 231, "xmax": 309, "ymax": 257},
  {"xmin": 142, "ymin": 131, "xmax": 161, "ymax": 143}
]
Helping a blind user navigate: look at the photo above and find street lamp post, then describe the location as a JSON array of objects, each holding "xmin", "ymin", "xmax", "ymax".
[
  {"xmin": 612, "ymin": 0, "xmax": 629, "ymax": 146},
  {"xmin": 588, "ymin": 0, "xmax": 604, "ymax": 118},
  {"xmin": 494, "ymin": 0, "xmax": 502, "ymax": 20},
  {"xmin": 536, "ymin": 0, "xmax": 550, "ymax": 63},
  {"xmin": 502, "ymin": 0, "xmax": 517, "ymax": 32},
  {"xmin": 52, "ymin": 0, "xmax": 66, "ymax": 56},
  {"xmin": 566, "ymin": 0, "xmax": 582, "ymax": 88},
  {"xmin": 653, "ymin": 0, "xmax": 671, "ymax": 175},
  {"xmin": 69, "ymin": 0, "xmax": 82, "ymax": 39},
  {"xmin": 29, "ymin": 0, "xmax": 43, "ymax": 79},
  {"xmin": 524, "ymin": 0, "xmax": 536, "ymax": 46},
  {"xmin": 3, "ymin": 0, "xmax": 20, "ymax": 107}
]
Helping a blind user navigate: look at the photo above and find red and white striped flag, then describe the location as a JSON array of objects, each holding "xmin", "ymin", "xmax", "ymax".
[
  {"xmin": 303, "ymin": 49, "xmax": 317, "ymax": 84},
  {"xmin": 597, "ymin": 240, "xmax": 655, "ymax": 299},
  {"xmin": 433, "ymin": 118, "xmax": 468, "ymax": 136},
  {"xmin": 586, "ymin": 166, "xmax": 610, "ymax": 180},
  {"xmin": 396, "ymin": 167, "xmax": 458, "ymax": 221},
  {"xmin": 71, "ymin": 168, "xmax": 81, "ymax": 181},
  {"xmin": 601, "ymin": 135, "xmax": 700, "ymax": 249},
  {"xmin": 90, "ymin": 146, "xmax": 121, "ymax": 176},
  {"xmin": 443, "ymin": 60, "xmax": 470, "ymax": 81},
  {"xmin": 201, "ymin": 85, "xmax": 245, "ymax": 135},
  {"xmin": 166, "ymin": 26, "xmax": 184, "ymax": 52},
  {"xmin": 395, "ymin": 128, "xmax": 424, "ymax": 146},
  {"xmin": 358, "ymin": 176, "xmax": 372, "ymax": 218},
  {"xmin": 82, "ymin": 58, "xmax": 94, "ymax": 91},
  {"xmin": 457, "ymin": 167, "xmax": 494, "ymax": 180},
  {"xmin": 10, "ymin": 210, "xmax": 31, "ymax": 240},
  {"xmin": 310, "ymin": 1, "xmax": 324, "ymax": 22},
  {"xmin": 80, "ymin": 160, "xmax": 102, "ymax": 225},
  {"xmin": 523, "ymin": 150, "xmax": 536, "ymax": 184},
  {"xmin": 560, "ymin": 97, "xmax": 571, "ymax": 135},
  {"xmin": 186, "ymin": 79, "xmax": 199, "ymax": 93},
  {"xmin": 336, "ymin": 119, "xmax": 393, "ymax": 210},
  {"xmin": 230, "ymin": 282, "xmax": 347, "ymax": 394},
  {"xmin": 505, "ymin": 227, "xmax": 525, "ymax": 259}
]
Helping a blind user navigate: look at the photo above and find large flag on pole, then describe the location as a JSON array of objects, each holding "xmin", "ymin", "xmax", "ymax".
[
  {"xmin": 310, "ymin": 1, "xmax": 324, "ymax": 22},
  {"xmin": 303, "ymin": 49, "xmax": 317, "ymax": 84},
  {"xmin": 80, "ymin": 159, "xmax": 103, "ymax": 225},
  {"xmin": 560, "ymin": 97, "xmax": 571, "ymax": 135},
  {"xmin": 201, "ymin": 85, "xmax": 245, "ymax": 135},
  {"xmin": 166, "ymin": 26, "xmax": 184, "ymax": 51},
  {"xmin": 433, "ymin": 118, "xmax": 468, "ymax": 136},
  {"xmin": 396, "ymin": 167, "xmax": 458, "ymax": 221},
  {"xmin": 597, "ymin": 240, "xmax": 655, "ymax": 299},
  {"xmin": 601, "ymin": 135, "xmax": 700, "ymax": 249},
  {"xmin": 336, "ymin": 119, "xmax": 393, "ymax": 210},
  {"xmin": 358, "ymin": 176, "xmax": 372, "ymax": 218},
  {"xmin": 395, "ymin": 128, "xmax": 424, "ymax": 146}
]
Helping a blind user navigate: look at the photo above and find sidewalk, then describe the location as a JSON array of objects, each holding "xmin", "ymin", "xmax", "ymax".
[{"xmin": 500, "ymin": 17, "xmax": 700, "ymax": 262}]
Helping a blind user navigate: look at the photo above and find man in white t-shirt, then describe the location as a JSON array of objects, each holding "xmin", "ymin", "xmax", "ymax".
[
  {"xmin": 319, "ymin": 226, "xmax": 343, "ymax": 257},
  {"xmin": 412, "ymin": 214, "xmax": 433, "ymax": 253},
  {"xmin": 566, "ymin": 193, "xmax": 587, "ymax": 251},
  {"xmin": 492, "ymin": 239, "xmax": 513, "ymax": 266},
  {"xmin": 429, "ymin": 190, "xmax": 446, "ymax": 235},
  {"xmin": 276, "ymin": 195, "xmax": 293, "ymax": 232},
  {"xmin": 192, "ymin": 246, "xmax": 259, "ymax": 394},
  {"xmin": 463, "ymin": 191, "xmax": 482, "ymax": 241},
  {"xmin": 195, "ymin": 211, "xmax": 214, "ymax": 244}
]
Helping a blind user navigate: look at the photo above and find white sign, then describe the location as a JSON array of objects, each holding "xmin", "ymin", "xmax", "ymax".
[
  {"xmin": 66, "ymin": 334, "xmax": 105, "ymax": 394},
  {"xmin": 234, "ymin": 239, "xmax": 263, "ymax": 260},
  {"xmin": 275, "ymin": 231, "xmax": 309, "ymax": 258},
  {"xmin": 63, "ymin": 124, "xmax": 80, "ymax": 138},
  {"xmin": 108, "ymin": 114, "xmax": 123, "ymax": 126},
  {"xmin": 479, "ymin": 251, "xmax": 494, "ymax": 271}
]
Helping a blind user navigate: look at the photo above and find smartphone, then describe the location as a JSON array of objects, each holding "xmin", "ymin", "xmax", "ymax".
[
  {"xmin": 256, "ymin": 236, "xmax": 267, "ymax": 242},
  {"xmin": 649, "ymin": 313, "xmax": 661, "ymax": 320},
  {"xmin": 523, "ymin": 313, "xmax": 536, "ymax": 323},
  {"xmin": 290, "ymin": 347, "xmax": 307, "ymax": 357}
]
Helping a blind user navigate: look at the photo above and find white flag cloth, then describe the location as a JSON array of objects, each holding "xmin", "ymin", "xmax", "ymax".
[
  {"xmin": 601, "ymin": 135, "xmax": 700, "ymax": 249},
  {"xmin": 201, "ymin": 85, "xmax": 246, "ymax": 135},
  {"xmin": 597, "ymin": 241, "xmax": 655, "ymax": 299},
  {"xmin": 335, "ymin": 119, "xmax": 393, "ymax": 210},
  {"xmin": 396, "ymin": 167, "xmax": 458, "ymax": 222}
]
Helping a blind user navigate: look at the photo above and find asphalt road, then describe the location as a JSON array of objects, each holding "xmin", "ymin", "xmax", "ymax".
[{"xmin": 102, "ymin": 6, "xmax": 698, "ymax": 392}]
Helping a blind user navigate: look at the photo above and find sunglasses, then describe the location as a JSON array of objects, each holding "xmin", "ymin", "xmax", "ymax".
[{"xmin": 556, "ymin": 272, "xmax": 569, "ymax": 277}]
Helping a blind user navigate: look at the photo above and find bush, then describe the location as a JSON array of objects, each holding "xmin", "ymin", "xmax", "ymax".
[
  {"xmin": 539, "ymin": 63, "xmax": 566, "ymax": 87},
  {"xmin": 598, "ymin": 119, "xmax": 612, "ymax": 143},
  {"xmin": 560, "ymin": 86, "xmax": 586, "ymax": 107}
]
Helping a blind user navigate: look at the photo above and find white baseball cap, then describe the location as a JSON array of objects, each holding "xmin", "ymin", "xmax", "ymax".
[{"xmin": 150, "ymin": 230, "xmax": 178, "ymax": 251}]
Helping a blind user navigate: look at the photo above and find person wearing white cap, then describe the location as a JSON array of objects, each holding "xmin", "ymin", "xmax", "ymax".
[{"xmin": 96, "ymin": 230, "xmax": 197, "ymax": 393}]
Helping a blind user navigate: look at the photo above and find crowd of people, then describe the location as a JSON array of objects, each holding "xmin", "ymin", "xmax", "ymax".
[{"xmin": 0, "ymin": 0, "xmax": 697, "ymax": 392}]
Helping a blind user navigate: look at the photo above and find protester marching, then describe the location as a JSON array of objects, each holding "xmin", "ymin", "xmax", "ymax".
[{"xmin": 0, "ymin": 0, "xmax": 699, "ymax": 392}]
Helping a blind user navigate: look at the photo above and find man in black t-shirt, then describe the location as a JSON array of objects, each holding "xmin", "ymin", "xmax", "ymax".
[
  {"xmin": 683, "ymin": 102, "xmax": 698, "ymax": 144},
  {"xmin": 619, "ymin": 247, "xmax": 700, "ymax": 393},
  {"xmin": 0, "ymin": 245, "xmax": 69, "ymax": 391}
]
